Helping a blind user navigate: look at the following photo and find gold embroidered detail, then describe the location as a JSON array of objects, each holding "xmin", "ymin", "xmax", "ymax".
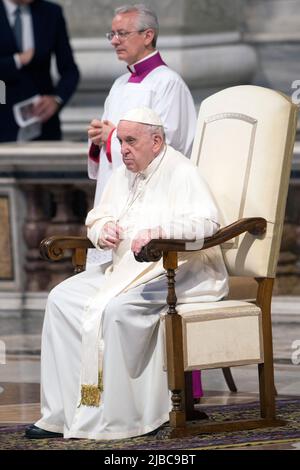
[
  {"xmin": 98, "ymin": 370, "xmax": 103, "ymax": 392},
  {"xmin": 80, "ymin": 371, "xmax": 103, "ymax": 407},
  {"xmin": 80, "ymin": 384, "xmax": 100, "ymax": 407}
]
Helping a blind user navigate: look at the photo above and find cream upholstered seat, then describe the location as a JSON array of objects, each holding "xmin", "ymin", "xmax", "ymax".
[
  {"xmin": 136, "ymin": 84, "xmax": 298, "ymax": 435},
  {"xmin": 176, "ymin": 301, "xmax": 263, "ymax": 370}
]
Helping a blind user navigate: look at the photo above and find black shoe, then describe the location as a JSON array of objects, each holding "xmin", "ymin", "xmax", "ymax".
[{"xmin": 25, "ymin": 424, "xmax": 63, "ymax": 439}]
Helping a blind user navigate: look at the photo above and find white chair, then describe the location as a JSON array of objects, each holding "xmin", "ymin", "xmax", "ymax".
[{"xmin": 135, "ymin": 85, "xmax": 298, "ymax": 435}]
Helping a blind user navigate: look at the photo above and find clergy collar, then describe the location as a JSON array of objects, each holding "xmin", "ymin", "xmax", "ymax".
[
  {"xmin": 127, "ymin": 51, "xmax": 166, "ymax": 83},
  {"xmin": 139, "ymin": 144, "xmax": 167, "ymax": 179}
]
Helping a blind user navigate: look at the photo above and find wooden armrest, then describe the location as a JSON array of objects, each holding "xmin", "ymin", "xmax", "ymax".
[
  {"xmin": 40, "ymin": 236, "xmax": 94, "ymax": 261},
  {"xmin": 40, "ymin": 236, "xmax": 94, "ymax": 273},
  {"xmin": 134, "ymin": 217, "xmax": 267, "ymax": 262}
]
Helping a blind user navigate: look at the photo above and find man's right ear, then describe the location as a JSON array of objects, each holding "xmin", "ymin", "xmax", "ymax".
[
  {"xmin": 143, "ymin": 29, "xmax": 155, "ymax": 47},
  {"xmin": 152, "ymin": 133, "xmax": 163, "ymax": 152}
]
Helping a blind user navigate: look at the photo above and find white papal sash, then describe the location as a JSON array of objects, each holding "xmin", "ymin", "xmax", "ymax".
[{"xmin": 78, "ymin": 238, "xmax": 162, "ymax": 407}]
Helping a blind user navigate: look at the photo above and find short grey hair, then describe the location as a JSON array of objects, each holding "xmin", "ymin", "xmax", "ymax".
[
  {"xmin": 114, "ymin": 4, "xmax": 159, "ymax": 47},
  {"xmin": 144, "ymin": 124, "xmax": 165, "ymax": 141}
]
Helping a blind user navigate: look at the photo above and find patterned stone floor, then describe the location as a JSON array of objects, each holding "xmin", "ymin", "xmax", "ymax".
[{"xmin": 0, "ymin": 297, "xmax": 300, "ymax": 450}]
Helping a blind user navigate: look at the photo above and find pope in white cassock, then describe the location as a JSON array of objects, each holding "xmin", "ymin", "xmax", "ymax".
[
  {"xmin": 25, "ymin": 108, "xmax": 228, "ymax": 440},
  {"xmin": 87, "ymin": 4, "xmax": 203, "ymax": 402}
]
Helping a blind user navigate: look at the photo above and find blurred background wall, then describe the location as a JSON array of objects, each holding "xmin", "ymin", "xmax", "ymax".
[{"xmin": 53, "ymin": 0, "xmax": 300, "ymax": 137}]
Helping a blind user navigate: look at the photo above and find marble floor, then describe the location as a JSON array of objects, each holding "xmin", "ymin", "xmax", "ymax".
[{"xmin": 0, "ymin": 299, "xmax": 300, "ymax": 450}]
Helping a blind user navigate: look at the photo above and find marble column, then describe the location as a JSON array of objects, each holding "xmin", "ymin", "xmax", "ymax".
[
  {"xmin": 243, "ymin": 0, "xmax": 300, "ymax": 95},
  {"xmin": 0, "ymin": 142, "xmax": 95, "ymax": 296},
  {"xmin": 21, "ymin": 185, "xmax": 51, "ymax": 291},
  {"xmin": 274, "ymin": 145, "xmax": 300, "ymax": 295}
]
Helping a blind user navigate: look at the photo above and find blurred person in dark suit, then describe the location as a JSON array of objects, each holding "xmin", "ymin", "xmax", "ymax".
[{"xmin": 0, "ymin": 0, "xmax": 80, "ymax": 142}]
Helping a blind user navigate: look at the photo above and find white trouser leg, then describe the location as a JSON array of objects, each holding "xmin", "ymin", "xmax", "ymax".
[
  {"xmin": 66, "ymin": 278, "xmax": 171, "ymax": 439},
  {"xmin": 35, "ymin": 265, "xmax": 107, "ymax": 433},
  {"xmin": 36, "ymin": 271, "xmax": 171, "ymax": 439}
]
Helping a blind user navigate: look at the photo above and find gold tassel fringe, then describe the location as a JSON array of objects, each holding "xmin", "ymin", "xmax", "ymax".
[{"xmin": 80, "ymin": 371, "xmax": 103, "ymax": 407}]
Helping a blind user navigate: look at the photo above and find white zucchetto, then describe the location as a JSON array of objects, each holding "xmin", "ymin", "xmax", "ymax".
[{"xmin": 120, "ymin": 107, "xmax": 163, "ymax": 127}]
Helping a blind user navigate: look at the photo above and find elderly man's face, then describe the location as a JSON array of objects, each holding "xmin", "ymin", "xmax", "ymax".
[
  {"xmin": 110, "ymin": 12, "xmax": 153, "ymax": 65},
  {"xmin": 117, "ymin": 121, "xmax": 162, "ymax": 173}
]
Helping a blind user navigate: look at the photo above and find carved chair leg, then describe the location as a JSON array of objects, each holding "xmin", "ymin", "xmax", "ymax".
[
  {"xmin": 164, "ymin": 253, "xmax": 186, "ymax": 428},
  {"xmin": 256, "ymin": 278, "xmax": 276, "ymax": 419},
  {"xmin": 222, "ymin": 367, "xmax": 237, "ymax": 393}
]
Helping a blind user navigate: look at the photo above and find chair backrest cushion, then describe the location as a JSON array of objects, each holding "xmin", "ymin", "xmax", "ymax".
[{"xmin": 191, "ymin": 85, "xmax": 298, "ymax": 277}]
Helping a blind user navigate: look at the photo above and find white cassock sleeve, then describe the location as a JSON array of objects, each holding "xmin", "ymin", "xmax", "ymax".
[
  {"xmin": 127, "ymin": 159, "xmax": 219, "ymax": 242},
  {"xmin": 85, "ymin": 171, "xmax": 119, "ymax": 249},
  {"xmin": 160, "ymin": 166, "xmax": 220, "ymax": 240},
  {"xmin": 87, "ymin": 93, "xmax": 112, "ymax": 180},
  {"xmin": 151, "ymin": 79, "xmax": 197, "ymax": 157}
]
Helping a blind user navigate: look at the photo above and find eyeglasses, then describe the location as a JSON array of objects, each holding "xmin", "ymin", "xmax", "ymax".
[{"xmin": 105, "ymin": 30, "xmax": 145, "ymax": 41}]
